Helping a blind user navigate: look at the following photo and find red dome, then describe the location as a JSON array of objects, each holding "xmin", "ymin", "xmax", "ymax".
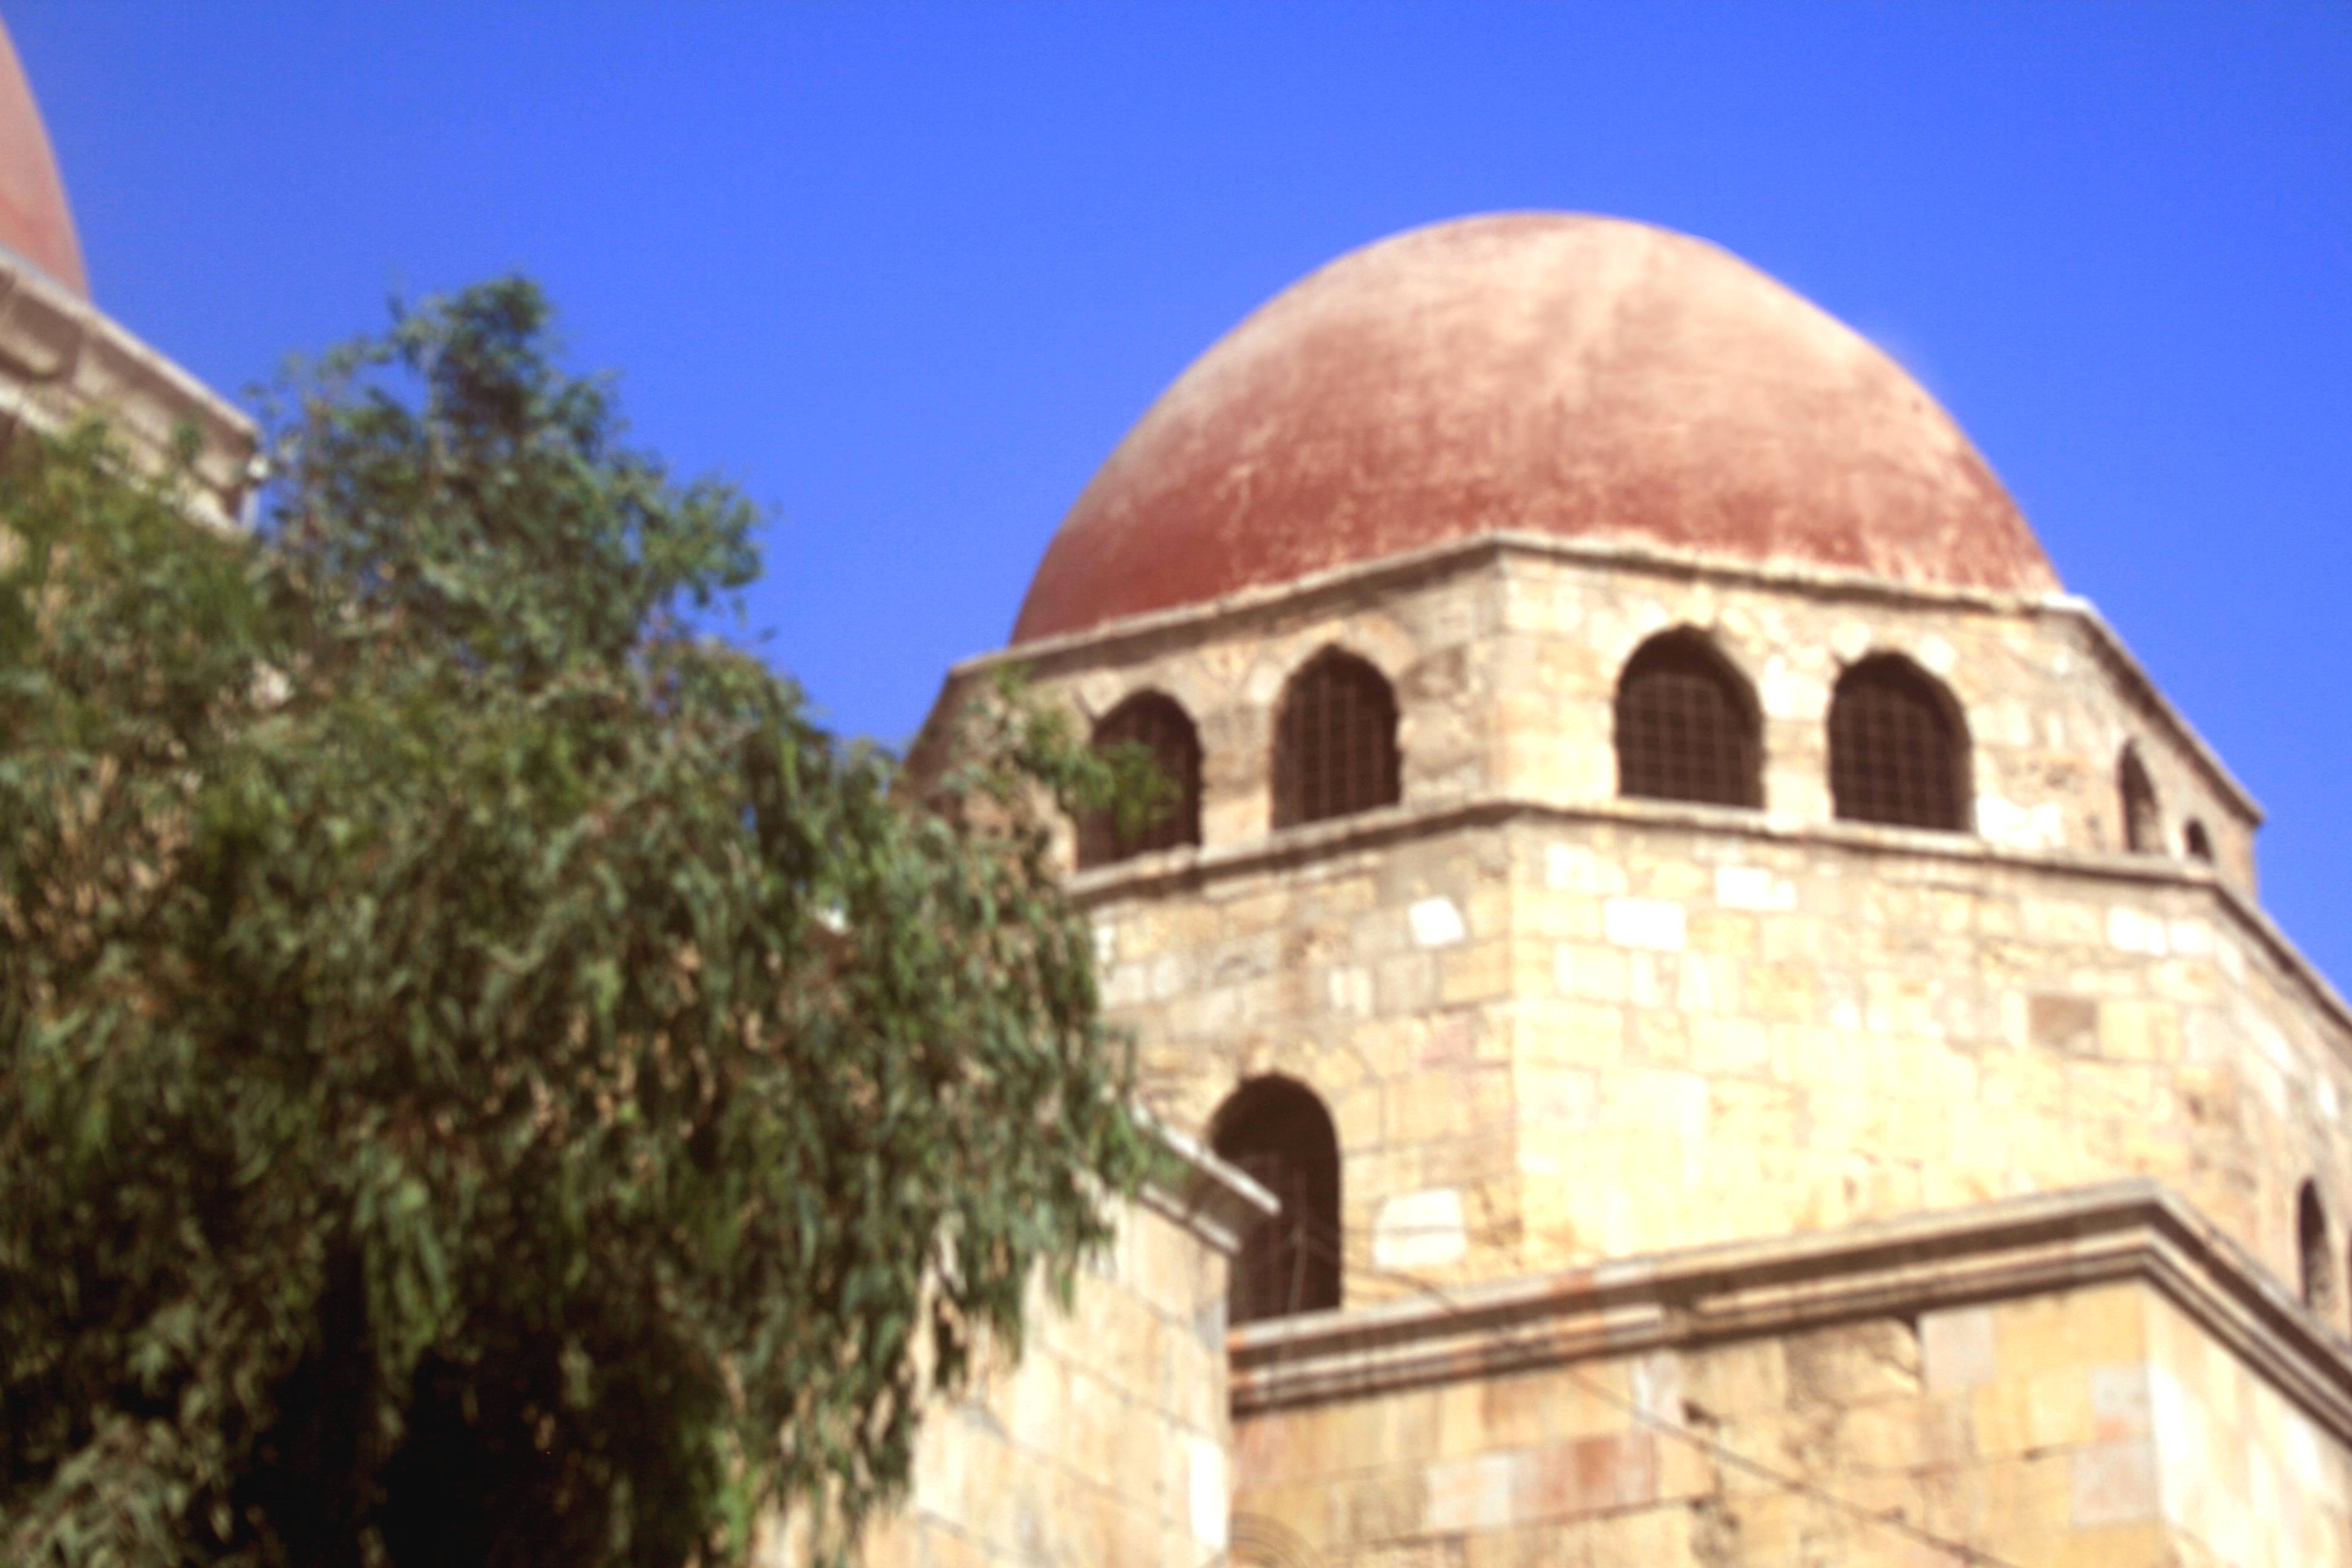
[
  {"xmin": 0, "ymin": 20, "xmax": 86, "ymax": 297},
  {"xmin": 1014, "ymin": 214, "xmax": 2054, "ymax": 644}
]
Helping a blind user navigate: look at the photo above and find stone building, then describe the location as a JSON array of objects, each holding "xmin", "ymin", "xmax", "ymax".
[
  {"xmin": 0, "ymin": 22, "xmax": 252, "ymax": 526},
  {"xmin": 909, "ymin": 213, "xmax": 2352, "ymax": 1566},
  {"xmin": 0, "ymin": 28, "xmax": 1268, "ymax": 1568},
  {"xmin": 13, "ymin": 10, "xmax": 2349, "ymax": 1555}
]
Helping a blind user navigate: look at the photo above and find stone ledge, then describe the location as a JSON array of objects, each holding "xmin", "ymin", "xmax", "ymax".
[
  {"xmin": 1228, "ymin": 1179, "xmax": 2352, "ymax": 1447},
  {"xmin": 946, "ymin": 526, "xmax": 2254, "ymax": 823},
  {"xmin": 1136, "ymin": 1109, "xmax": 1278, "ymax": 1258},
  {"xmin": 1068, "ymin": 790, "xmax": 2352, "ymax": 1047},
  {"xmin": 0, "ymin": 250, "xmax": 256, "ymax": 530}
]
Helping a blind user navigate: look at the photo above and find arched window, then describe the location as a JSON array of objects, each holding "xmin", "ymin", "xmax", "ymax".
[
  {"xmin": 1828, "ymin": 655, "xmax": 1970, "ymax": 832},
  {"xmin": 1615, "ymin": 630, "xmax": 1762, "ymax": 809},
  {"xmin": 1273, "ymin": 648, "xmax": 1399, "ymax": 829},
  {"xmin": 1210, "ymin": 1076, "xmax": 1341, "ymax": 1324},
  {"xmin": 2299, "ymin": 1181, "xmax": 2334, "ymax": 1313},
  {"xmin": 2184, "ymin": 820, "xmax": 2214, "ymax": 863},
  {"xmin": 1077, "ymin": 691, "xmax": 1202, "ymax": 868},
  {"xmin": 2118, "ymin": 745, "xmax": 2161, "ymax": 854}
]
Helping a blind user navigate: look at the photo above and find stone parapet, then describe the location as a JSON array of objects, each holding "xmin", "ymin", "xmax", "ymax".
[
  {"xmin": 0, "ymin": 249, "xmax": 256, "ymax": 530},
  {"xmin": 779, "ymin": 1119, "xmax": 1272, "ymax": 1568},
  {"xmin": 1229, "ymin": 1182, "xmax": 2352, "ymax": 1566},
  {"xmin": 1230, "ymin": 1180, "xmax": 2352, "ymax": 1436}
]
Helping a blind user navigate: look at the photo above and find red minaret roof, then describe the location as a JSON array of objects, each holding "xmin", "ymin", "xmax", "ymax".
[{"xmin": 0, "ymin": 18, "xmax": 87, "ymax": 297}]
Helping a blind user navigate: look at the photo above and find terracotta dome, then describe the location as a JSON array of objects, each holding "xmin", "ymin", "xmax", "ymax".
[
  {"xmin": 0, "ymin": 19, "xmax": 86, "ymax": 297},
  {"xmin": 1013, "ymin": 214, "xmax": 2054, "ymax": 644}
]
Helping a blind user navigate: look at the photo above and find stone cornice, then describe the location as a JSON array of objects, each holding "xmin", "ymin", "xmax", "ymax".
[
  {"xmin": 1136, "ymin": 1110, "xmax": 1277, "ymax": 1258},
  {"xmin": 2058, "ymin": 597, "xmax": 2261, "ymax": 828},
  {"xmin": 1069, "ymin": 791, "xmax": 2352, "ymax": 1048},
  {"xmin": 1227, "ymin": 1180, "xmax": 2352, "ymax": 1448},
  {"xmin": 943, "ymin": 529, "xmax": 2258, "ymax": 824},
  {"xmin": 0, "ymin": 250, "xmax": 256, "ymax": 531}
]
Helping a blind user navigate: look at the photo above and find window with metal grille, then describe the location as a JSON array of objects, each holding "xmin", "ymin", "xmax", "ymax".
[
  {"xmin": 1828, "ymin": 656, "xmax": 1969, "ymax": 832},
  {"xmin": 2184, "ymin": 819, "xmax": 2214, "ymax": 863},
  {"xmin": 2301, "ymin": 1181, "xmax": 2336, "ymax": 1314},
  {"xmin": 1273, "ymin": 649, "xmax": 1399, "ymax": 829},
  {"xmin": 2118, "ymin": 745, "xmax": 2161, "ymax": 853},
  {"xmin": 1210, "ymin": 1077, "xmax": 1341, "ymax": 1325},
  {"xmin": 1077, "ymin": 691, "xmax": 1202, "ymax": 868},
  {"xmin": 1615, "ymin": 630, "xmax": 1762, "ymax": 808}
]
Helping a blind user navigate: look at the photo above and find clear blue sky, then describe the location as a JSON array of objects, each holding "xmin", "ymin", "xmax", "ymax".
[{"xmin": 13, "ymin": 4, "xmax": 2352, "ymax": 979}]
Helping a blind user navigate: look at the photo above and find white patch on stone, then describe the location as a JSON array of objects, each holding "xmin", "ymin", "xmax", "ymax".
[
  {"xmin": 1631, "ymin": 1351, "xmax": 1684, "ymax": 1424},
  {"xmin": 1091, "ymin": 920, "xmax": 1116, "ymax": 968},
  {"xmin": 1408, "ymin": 897, "xmax": 1467, "ymax": 948},
  {"xmin": 1759, "ymin": 661, "xmax": 1823, "ymax": 722},
  {"xmin": 1374, "ymin": 1188, "xmax": 1468, "ymax": 1271},
  {"xmin": 1545, "ymin": 842, "xmax": 1625, "ymax": 895},
  {"xmin": 2106, "ymin": 906, "xmax": 2169, "ymax": 956},
  {"xmin": 1676, "ymin": 953, "xmax": 1722, "ymax": 1013},
  {"xmin": 1187, "ymin": 1433, "xmax": 1227, "ymax": 1549},
  {"xmin": 1831, "ymin": 623, "xmax": 1872, "ymax": 662},
  {"xmin": 1101, "ymin": 964, "xmax": 1146, "ymax": 1009},
  {"xmin": 2322, "ymin": 1077, "xmax": 2342, "ymax": 1122},
  {"xmin": 1715, "ymin": 864, "xmax": 1795, "ymax": 912},
  {"xmin": 1149, "ymin": 952, "xmax": 1191, "ymax": 999},
  {"xmin": 1425, "ymin": 1452, "xmax": 1516, "ymax": 1534},
  {"xmin": 2166, "ymin": 918, "xmax": 2212, "ymax": 956},
  {"xmin": 1976, "ymin": 795, "xmax": 2065, "ymax": 851},
  {"xmin": 1916, "ymin": 635, "xmax": 1956, "ymax": 675},
  {"xmin": 1327, "ymin": 965, "xmax": 1373, "ymax": 1016},
  {"xmin": 1604, "ymin": 897, "xmax": 1686, "ymax": 952},
  {"xmin": 1921, "ymin": 1306, "xmax": 1996, "ymax": 1391}
]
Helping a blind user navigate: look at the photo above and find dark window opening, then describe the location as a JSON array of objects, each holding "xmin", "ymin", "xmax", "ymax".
[
  {"xmin": 2301, "ymin": 1181, "xmax": 2335, "ymax": 1315},
  {"xmin": 1077, "ymin": 692, "xmax": 1203, "ymax": 868},
  {"xmin": 1615, "ymin": 630, "xmax": 1762, "ymax": 809},
  {"xmin": 2184, "ymin": 820, "xmax": 2214, "ymax": 863},
  {"xmin": 1210, "ymin": 1077, "xmax": 1341, "ymax": 1325},
  {"xmin": 1828, "ymin": 655, "xmax": 1970, "ymax": 832},
  {"xmin": 1273, "ymin": 648, "xmax": 1399, "ymax": 829},
  {"xmin": 2118, "ymin": 745, "xmax": 2161, "ymax": 854}
]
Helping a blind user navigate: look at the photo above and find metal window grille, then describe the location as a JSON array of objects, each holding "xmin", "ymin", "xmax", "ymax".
[
  {"xmin": 1212, "ymin": 1082, "xmax": 1341, "ymax": 1325},
  {"xmin": 1077, "ymin": 693, "xmax": 1201, "ymax": 868},
  {"xmin": 2118, "ymin": 748, "xmax": 2161, "ymax": 854},
  {"xmin": 1828, "ymin": 659, "xmax": 1967, "ymax": 831},
  {"xmin": 1274, "ymin": 651, "xmax": 1399, "ymax": 828},
  {"xmin": 2301, "ymin": 1183, "xmax": 2335, "ymax": 1313},
  {"xmin": 1615, "ymin": 636, "xmax": 1760, "ymax": 808},
  {"xmin": 2184, "ymin": 820, "xmax": 2214, "ymax": 863}
]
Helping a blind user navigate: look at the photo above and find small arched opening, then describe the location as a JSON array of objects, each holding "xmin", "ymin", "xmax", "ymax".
[
  {"xmin": 2118, "ymin": 745, "xmax": 2161, "ymax": 854},
  {"xmin": 2299, "ymin": 1180, "xmax": 2335, "ymax": 1315},
  {"xmin": 1614, "ymin": 629, "xmax": 1762, "ymax": 809},
  {"xmin": 1828, "ymin": 654, "xmax": 1971, "ymax": 832},
  {"xmin": 1078, "ymin": 691, "xmax": 1203, "ymax": 868},
  {"xmin": 1210, "ymin": 1076, "xmax": 1342, "ymax": 1324},
  {"xmin": 1273, "ymin": 648, "xmax": 1399, "ymax": 829},
  {"xmin": 2184, "ymin": 819, "xmax": 2215, "ymax": 864}
]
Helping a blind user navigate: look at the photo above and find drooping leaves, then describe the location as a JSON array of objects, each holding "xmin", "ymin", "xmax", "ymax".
[{"xmin": 0, "ymin": 279, "xmax": 1144, "ymax": 1567}]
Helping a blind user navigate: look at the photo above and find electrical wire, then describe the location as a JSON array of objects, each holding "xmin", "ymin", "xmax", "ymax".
[{"xmin": 1235, "ymin": 1219, "xmax": 2024, "ymax": 1568}]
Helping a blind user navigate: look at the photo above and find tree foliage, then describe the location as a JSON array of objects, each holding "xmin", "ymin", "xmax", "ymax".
[{"xmin": 0, "ymin": 279, "xmax": 1147, "ymax": 1566}]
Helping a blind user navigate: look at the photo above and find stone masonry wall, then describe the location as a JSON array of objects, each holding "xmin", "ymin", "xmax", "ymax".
[
  {"xmin": 1230, "ymin": 1276, "xmax": 2352, "ymax": 1567},
  {"xmin": 967, "ymin": 541, "xmax": 2352, "ymax": 1313},
  {"xmin": 1007, "ymin": 540, "xmax": 2260, "ymax": 900},
  {"xmin": 762, "ymin": 1182, "xmax": 1246, "ymax": 1568},
  {"xmin": 1083, "ymin": 796, "xmax": 2352, "ymax": 1319},
  {"xmin": 1506, "ymin": 810, "xmax": 2352, "ymax": 1301}
]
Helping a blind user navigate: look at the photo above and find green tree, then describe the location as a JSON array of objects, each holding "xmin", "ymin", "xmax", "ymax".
[{"xmin": 0, "ymin": 279, "xmax": 1148, "ymax": 1566}]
